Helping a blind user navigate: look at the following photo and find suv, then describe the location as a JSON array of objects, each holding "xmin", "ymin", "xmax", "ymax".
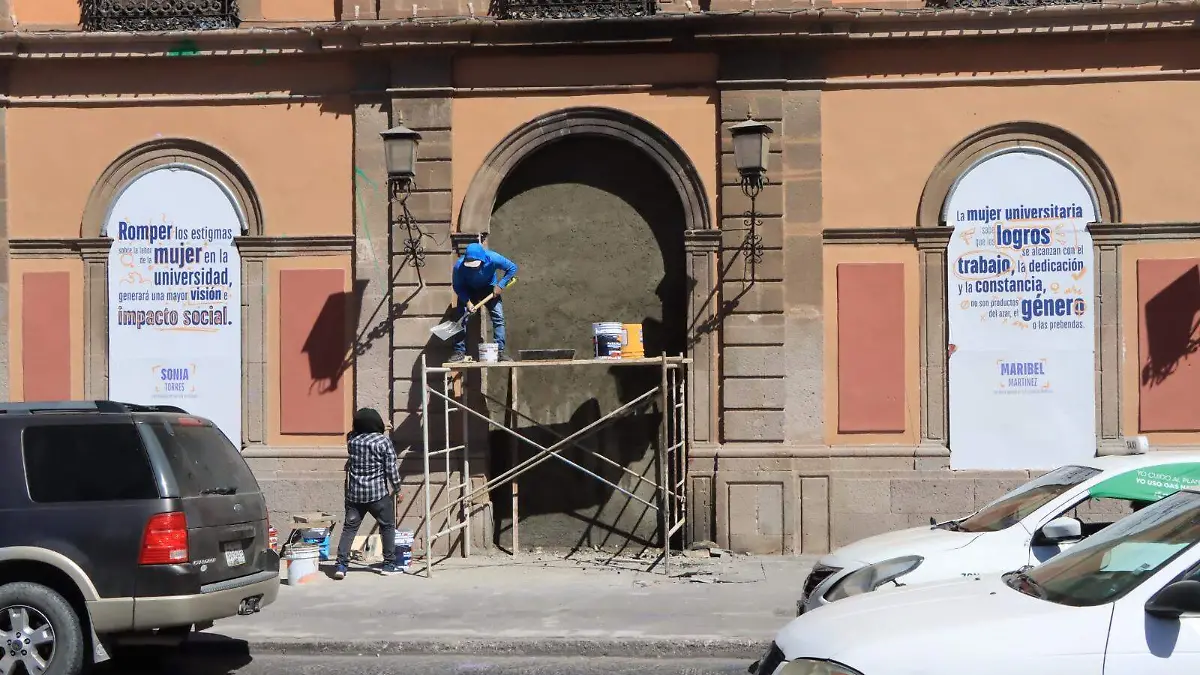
[{"xmin": 0, "ymin": 401, "xmax": 279, "ymax": 675}]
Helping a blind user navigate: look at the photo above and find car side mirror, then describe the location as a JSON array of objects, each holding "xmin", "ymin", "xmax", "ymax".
[
  {"xmin": 1146, "ymin": 580, "xmax": 1200, "ymax": 619},
  {"xmin": 1036, "ymin": 516, "xmax": 1083, "ymax": 544}
]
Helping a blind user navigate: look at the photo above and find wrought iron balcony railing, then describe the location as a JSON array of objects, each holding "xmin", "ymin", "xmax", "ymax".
[
  {"xmin": 81, "ymin": 0, "xmax": 240, "ymax": 32},
  {"xmin": 490, "ymin": 0, "xmax": 657, "ymax": 20}
]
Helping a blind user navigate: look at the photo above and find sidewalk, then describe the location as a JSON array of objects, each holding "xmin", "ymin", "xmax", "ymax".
[{"xmin": 209, "ymin": 550, "xmax": 816, "ymax": 659}]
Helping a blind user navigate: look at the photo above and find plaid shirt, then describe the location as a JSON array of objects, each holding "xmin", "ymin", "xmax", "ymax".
[{"xmin": 344, "ymin": 432, "xmax": 400, "ymax": 504}]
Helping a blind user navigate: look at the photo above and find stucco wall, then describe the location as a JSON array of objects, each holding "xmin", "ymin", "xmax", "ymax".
[{"xmin": 822, "ymin": 41, "xmax": 1200, "ymax": 229}]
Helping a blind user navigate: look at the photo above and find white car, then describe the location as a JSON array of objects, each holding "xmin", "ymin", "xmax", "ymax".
[
  {"xmin": 799, "ymin": 441, "xmax": 1200, "ymax": 615},
  {"xmin": 755, "ymin": 487, "xmax": 1200, "ymax": 675}
]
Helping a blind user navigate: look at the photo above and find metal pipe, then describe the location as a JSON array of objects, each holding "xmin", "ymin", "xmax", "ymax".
[
  {"xmin": 658, "ymin": 354, "xmax": 670, "ymax": 577},
  {"xmin": 442, "ymin": 372, "xmax": 451, "ymax": 555},
  {"xmin": 477, "ymin": 389, "xmax": 662, "ymax": 493},
  {"xmin": 461, "ymin": 371, "xmax": 471, "ymax": 559},
  {"xmin": 420, "ymin": 355, "xmax": 434, "ymax": 578},
  {"xmin": 426, "ymin": 385, "xmax": 659, "ymax": 506}
]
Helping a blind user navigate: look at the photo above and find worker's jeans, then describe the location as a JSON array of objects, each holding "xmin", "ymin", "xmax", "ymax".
[
  {"xmin": 453, "ymin": 294, "xmax": 505, "ymax": 354},
  {"xmin": 335, "ymin": 495, "xmax": 396, "ymax": 566}
]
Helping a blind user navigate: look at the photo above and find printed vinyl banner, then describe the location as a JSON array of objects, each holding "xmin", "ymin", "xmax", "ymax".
[
  {"xmin": 106, "ymin": 166, "xmax": 243, "ymax": 446},
  {"xmin": 946, "ymin": 149, "xmax": 1097, "ymax": 470}
]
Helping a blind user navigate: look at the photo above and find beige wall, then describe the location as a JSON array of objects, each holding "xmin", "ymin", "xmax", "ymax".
[
  {"xmin": 453, "ymin": 91, "xmax": 718, "ymax": 228},
  {"xmin": 823, "ymin": 54, "xmax": 1200, "ymax": 228},
  {"xmin": 821, "ymin": 245, "xmax": 921, "ymax": 446},
  {"xmin": 258, "ymin": 0, "xmax": 336, "ymax": 21},
  {"xmin": 7, "ymin": 258, "xmax": 85, "ymax": 400},
  {"xmin": 8, "ymin": 102, "xmax": 352, "ymax": 238},
  {"xmin": 12, "ymin": 0, "xmax": 76, "ymax": 26},
  {"xmin": 451, "ymin": 54, "xmax": 719, "ymax": 229}
]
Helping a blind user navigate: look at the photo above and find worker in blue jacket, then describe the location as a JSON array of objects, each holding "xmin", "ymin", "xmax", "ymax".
[{"xmin": 451, "ymin": 242, "xmax": 518, "ymax": 362}]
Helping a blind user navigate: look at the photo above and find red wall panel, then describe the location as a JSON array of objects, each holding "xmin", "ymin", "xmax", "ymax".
[
  {"xmin": 1137, "ymin": 259, "xmax": 1200, "ymax": 433},
  {"xmin": 837, "ymin": 263, "xmax": 906, "ymax": 434},
  {"xmin": 22, "ymin": 272, "xmax": 71, "ymax": 401},
  {"xmin": 279, "ymin": 268, "xmax": 348, "ymax": 435}
]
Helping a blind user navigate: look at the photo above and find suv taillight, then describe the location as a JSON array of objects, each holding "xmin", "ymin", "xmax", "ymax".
[
  {"xmin": 139, "ymin": 512, "xmax": 189, "ymax": 565},
  {"xmin": 268, "ymin": 517, "xmax": 279, "ymax": 552}
]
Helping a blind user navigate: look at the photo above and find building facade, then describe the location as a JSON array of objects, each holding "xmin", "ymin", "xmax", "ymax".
[{"xmin": 5, "ymin": 0, "xmax": 1200, "ymax": 555}]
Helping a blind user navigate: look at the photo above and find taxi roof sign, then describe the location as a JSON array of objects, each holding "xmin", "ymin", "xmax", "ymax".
[{"xmin": 1124, "ymin": 435, "xmax": 1150, "ymax": 455}]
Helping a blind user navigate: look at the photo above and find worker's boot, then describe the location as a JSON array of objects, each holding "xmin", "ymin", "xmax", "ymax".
[
  {"xmin": 448, "ymin": 352, "xmax": 469, "ymax": 363},
  {"xmin": 497, "ymin": 351, "xmax": 513, "ymax": 362}
]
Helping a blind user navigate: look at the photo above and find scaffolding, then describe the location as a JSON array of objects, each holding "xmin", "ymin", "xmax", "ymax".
[{"xmin": 416, "ymin": 354, "xmax": 691, "ymax": 578}]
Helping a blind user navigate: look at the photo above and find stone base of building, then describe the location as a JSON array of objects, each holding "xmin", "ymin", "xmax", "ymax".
[{"xmin": 247, "ymin": 443, "xmax": 1043, "ymax": 557}]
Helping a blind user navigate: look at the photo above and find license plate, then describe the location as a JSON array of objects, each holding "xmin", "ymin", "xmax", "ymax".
[{"xmin": 223, "ymin": 545, "xmax": 246, "ymax": 567}]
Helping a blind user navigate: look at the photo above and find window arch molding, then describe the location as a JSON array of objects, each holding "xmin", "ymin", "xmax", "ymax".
[{"xmin": 911, "ymin": 122, "xmax": 1121, "ymax": 452}]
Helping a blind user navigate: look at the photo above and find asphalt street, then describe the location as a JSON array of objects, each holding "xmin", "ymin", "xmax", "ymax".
[{"xmin": 98, "ymin": 653, "xmax": 752, "ymax": 675}]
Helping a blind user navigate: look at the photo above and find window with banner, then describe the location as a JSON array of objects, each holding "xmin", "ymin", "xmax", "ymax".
[{"xmin": 943, "ymin": 148, "xmax": 1101, "ymax": 470}]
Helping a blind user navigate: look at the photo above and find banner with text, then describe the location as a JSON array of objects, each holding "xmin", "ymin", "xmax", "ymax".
[
  {"xmin": 106, "ymin": 166, "xmax": 243, "ymax": 446},
  {"xmin": 946, "ymin": 150, "xmax": 1097, "ymax": 470}
]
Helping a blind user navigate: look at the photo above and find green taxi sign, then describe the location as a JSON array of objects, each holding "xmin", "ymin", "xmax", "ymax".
[{"xmin": 1088, "ymin": 463, "xmax": 1200, "ymax": 503}]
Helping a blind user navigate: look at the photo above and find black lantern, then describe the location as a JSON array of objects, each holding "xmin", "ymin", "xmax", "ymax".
[
  {"xmin": 728, "ymin": 118, "xmax": 773, "ymax": 197},
  {"xmin": 380, "ymin": 124, "xmax": 422, "ymax": 201}
]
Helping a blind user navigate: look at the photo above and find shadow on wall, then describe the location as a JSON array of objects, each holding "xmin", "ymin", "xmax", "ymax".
[
  {"xmin": 482, "ymin": 134, "xmax": 688, "ymax": 553},
  {"xmin": 303, "ymin": 280, "xmax": 368, "ymax": 395},
  {"xmin": 1142, "ymin": 264, "xmax": 1200, "ymax": 388}
]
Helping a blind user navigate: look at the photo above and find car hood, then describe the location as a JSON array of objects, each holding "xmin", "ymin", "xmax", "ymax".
[
  {"xmin": 775, "ymin": 575, "xmax": 1112, "ymax": 670},
  {"xmin": 819, "ymin": 526, "xmax": 981, "ymax": 567}
]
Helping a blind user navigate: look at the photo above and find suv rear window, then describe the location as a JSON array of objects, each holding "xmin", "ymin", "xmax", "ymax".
[
  {"xmin": 147, "ymin": 420, "xmax": 260, "ymax": 497},
  {"xmin": 23, "ymin": 424, "xmax": 159, "ymax": 503}
]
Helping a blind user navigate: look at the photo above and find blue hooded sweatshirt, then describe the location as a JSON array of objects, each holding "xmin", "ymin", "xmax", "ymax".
[{"xmin": 452, "ymin": 242, "xmax": 518, "ymax": 305}]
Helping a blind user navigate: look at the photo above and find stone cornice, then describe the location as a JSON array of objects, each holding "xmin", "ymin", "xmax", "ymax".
[
  {"xmin": 10, "ymin": 237, "xmax": 110, "ymax": 258},
  {"xmin": 1087, "ymin": 221, "xmax": 1200, "ymax": 244},
  {"xmin": 822, "ymin": 227, "xmax": 953, "ymax": 247},
  {"xmin": 2, "ymin": 3, "xmax": 1199, "ymax": 58},
  {"xmin": 235, "ymin": 235, "xmax": 354, "ymax": 257},
  {"xmin": 684, "ymin": 228, "xmax": 722, "ymax": 253}
]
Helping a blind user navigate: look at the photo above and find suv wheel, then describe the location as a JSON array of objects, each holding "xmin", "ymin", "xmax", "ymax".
[{"xmin": 0, "ymin": 582, "xmax": 84, "ymax": 675}]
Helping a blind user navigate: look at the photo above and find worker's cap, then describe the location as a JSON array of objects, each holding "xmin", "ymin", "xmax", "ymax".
[{"xmin": 463, "ymin": 259, "xmax": 483, "ymax": 268}]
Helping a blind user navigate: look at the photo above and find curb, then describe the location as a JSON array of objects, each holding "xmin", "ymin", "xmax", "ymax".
[{"xmin": 198, "ymin": 635, "xmax": 769, "ymax": 660}]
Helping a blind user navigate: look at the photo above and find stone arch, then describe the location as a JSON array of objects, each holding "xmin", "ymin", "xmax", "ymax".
[
  {"xmin": 81, "ymin": 137, "xmax": 263, "ymax": 238},
  {"xmin": 916, "ymin": 121, "xmax": 1121, "ymax": 228},
  {"xmin": 458, "ymin": 106, "xmax": 711, "ymax": 235},
  {"xmin": 912, "ymin": 121, "xmax": 1121, "ymax": 453},
  {"xmin": 457, "ymin": 104, "xmax": 721, "ymax": 447}
]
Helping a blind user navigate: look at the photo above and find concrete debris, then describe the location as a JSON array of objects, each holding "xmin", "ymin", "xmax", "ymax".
[
  {"xmin": 709, "ymin": 548, "xmax": 728, "ymax": 558},
  {"xmin": 689, "ymin": 540, "xmax": 719, "ymax": 551}
]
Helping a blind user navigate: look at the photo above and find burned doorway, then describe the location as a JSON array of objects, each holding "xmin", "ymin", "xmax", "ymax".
[{"xmin": 483, "ymin": 133, "xmax": 689, "ymax": 553}]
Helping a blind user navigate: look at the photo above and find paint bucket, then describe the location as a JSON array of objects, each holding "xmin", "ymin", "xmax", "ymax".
[
  {"xmin": 394, "ymin": 529, "xmax": 414, "ymax": 571},
  {"xmin": 283, "ymin": 544, "xmax": 321, "ymax": 585},
  {"xmin": 479, "ymin": 343, "xmax": 499, "ymax": 363},
  {"xmin": 297, "ymin": 527, "xmax": 332, "ymax": 561},
  {"xmin": 621, "ymin": 323, "xmax": 645, "ymax": 359},
  {"xmin": 593, "ymin": 322, "xmax": 625, "ymax": 359}
]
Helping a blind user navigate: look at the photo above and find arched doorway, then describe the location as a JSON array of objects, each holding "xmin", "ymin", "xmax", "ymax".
[{"xmin": 458, "ymin": 107, "xmax": 711, "ymax": 552}]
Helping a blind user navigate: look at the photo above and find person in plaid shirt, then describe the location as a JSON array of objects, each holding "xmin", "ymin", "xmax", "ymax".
[{"xmin": 334, "ymin": 408, "xmax": 402, "ymax": 578}]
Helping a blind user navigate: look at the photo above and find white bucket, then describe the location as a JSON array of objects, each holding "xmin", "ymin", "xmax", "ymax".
[
  {"xmin": 479, "ymin": 343, "xmax": 499, "ymax": 363},
  {"xmin": 284, "ymin": 544, "xmax": 321, "ymax": 585},
  {"xmin": 593, "ymin": 322, "xmax": 626, "ymax": 359}
]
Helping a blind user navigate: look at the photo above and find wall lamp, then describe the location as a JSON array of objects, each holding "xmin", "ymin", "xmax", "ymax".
[
  {"xmin": 381, "ymin": 124, "xmax": 429, "ymax": 269},
  {"xmin": 729, "ymin": 117, "xmax": 774, "ymax": 282}
]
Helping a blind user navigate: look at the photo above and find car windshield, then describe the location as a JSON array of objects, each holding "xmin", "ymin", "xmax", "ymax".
[
  {"xmin": 1009, "ymin": 490, "xmax": 1200, "ymax": 607},
  {"xmin": 954, "ymin": 465, "xmax": 1101, "ymax": 533}
]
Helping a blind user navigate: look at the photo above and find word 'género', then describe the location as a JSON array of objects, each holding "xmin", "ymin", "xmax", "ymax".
[{"xmin": 1020, "ymin": 295, "xmax": 1085, "ymax": 323}]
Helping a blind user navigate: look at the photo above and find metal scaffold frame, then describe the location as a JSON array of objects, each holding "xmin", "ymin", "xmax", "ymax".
[{"xmin": 416, "ymin": 354, "xmax": 691, "ymax": 578}]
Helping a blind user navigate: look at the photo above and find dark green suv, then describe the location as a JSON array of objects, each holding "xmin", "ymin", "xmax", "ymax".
[{"xmin": 0, "ymin": 401, "xmax": 279, "ymax": 675}]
